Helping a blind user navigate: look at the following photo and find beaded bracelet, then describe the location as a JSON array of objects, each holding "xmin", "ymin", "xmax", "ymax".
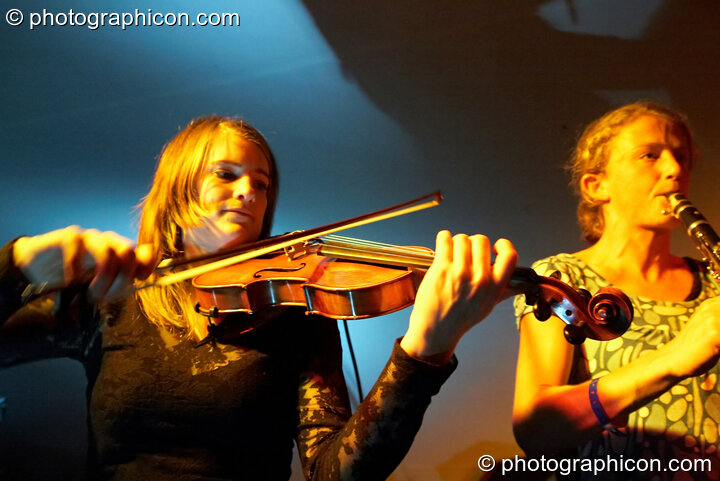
[{"xmin": 588, "ymin": 378, "xmax": 624, "ymax": 436}]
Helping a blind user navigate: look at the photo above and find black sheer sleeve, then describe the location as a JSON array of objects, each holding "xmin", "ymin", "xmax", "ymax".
[{"xmin": 296, "ymin": 319, "xmax": 456, "ymax": 481}]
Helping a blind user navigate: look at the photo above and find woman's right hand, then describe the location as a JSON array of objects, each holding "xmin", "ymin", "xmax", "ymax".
[
  {"xmin": 12, "ymin": 226, "xmax": 155, "ymax": 302},
  {"xmin": 665, "ymin": 296, "xmax": 720, "ymax": 378}
]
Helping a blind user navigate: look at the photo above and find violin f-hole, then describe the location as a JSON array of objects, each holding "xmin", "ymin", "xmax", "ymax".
[{"xmin": 253, "ymin": 263, "xmax": 308, "ymax": 278}]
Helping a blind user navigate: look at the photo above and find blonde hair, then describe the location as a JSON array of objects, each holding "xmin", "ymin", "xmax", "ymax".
[
  {"xmin": 569, "ymin": 102, "xmax": 695, "ymax": 244},
  {"xmin": 136, "ymin": 116, "xmax": 278, "ymax": 339}
]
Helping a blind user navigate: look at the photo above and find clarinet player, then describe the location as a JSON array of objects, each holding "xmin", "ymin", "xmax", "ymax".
[{"xmin": 513, "ymin": 102, "xmax": 720, "ymax": 480}]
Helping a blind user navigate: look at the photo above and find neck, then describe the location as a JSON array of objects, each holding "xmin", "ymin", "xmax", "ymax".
[
  {"xmin": 594, "ymin": 229, "xmax": 672, "ymax": 269},
  {"xmin": 577, "ymin": 220, "xmax": 683, "ymax": 286}
]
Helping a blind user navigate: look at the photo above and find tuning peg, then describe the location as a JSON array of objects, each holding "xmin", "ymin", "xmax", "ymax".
[
  {"xmin": 576, "ymin": 288, "xmax": 592, "ymax": 301},
  {"xmin": 563, "ymin": 324, "xmax": 586, "ymax": 344},
  {"xmin": 533, "ymin": 299, "xmax": 552, "ymax": 321}
]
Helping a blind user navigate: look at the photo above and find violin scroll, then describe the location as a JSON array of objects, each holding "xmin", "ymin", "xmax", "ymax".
[
  {"xmin": 560, "ymin": 288, "xmax": 633, "ymax": 344},
  {"xmin": 511, "ymin": 268, "xmax": 633, "ymax": 344},
  {"xmin": 588, "ymin": 288, "xmax": 633, "ymax": 331}
]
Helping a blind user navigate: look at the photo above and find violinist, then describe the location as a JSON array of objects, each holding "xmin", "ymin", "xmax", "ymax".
[
  {"xmin": 513, "ymin": 102, "xmax": 720, "ymax": 479},
  {"xmin": 0, "ymin": 116, "xmax": 518, "ymax": 480}
]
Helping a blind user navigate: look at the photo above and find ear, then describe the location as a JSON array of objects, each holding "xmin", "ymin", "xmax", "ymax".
[{"xmin": 580, "ymin": 172, "xmax": 610, "ymax": 203}]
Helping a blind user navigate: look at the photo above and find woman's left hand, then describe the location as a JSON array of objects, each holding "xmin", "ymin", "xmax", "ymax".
[{"xmin": 400, "ymin": 231, "xmax": 517, "ymax": 364}]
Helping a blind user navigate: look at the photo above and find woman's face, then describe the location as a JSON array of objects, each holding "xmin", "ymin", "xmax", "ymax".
[
  {"xmin": 184, "ymin": 129, "xmax": 270, "ymax": 256},
  {"xmin": 598, "ymin": 114, "xmax": 691, "ymax": 231}
]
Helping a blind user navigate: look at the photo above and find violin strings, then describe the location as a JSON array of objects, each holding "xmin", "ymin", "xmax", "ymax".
[
  {"xmin": 320, "ymin": 235, "xmax": 435, "ymax": 267},
  {"xmin": 322, "ymin": 235, "xmax": 435, "ymax": 259},
  {"xmin": 321, "ymin": 236, "xmax": 435, "ymax": 262},
  {"xmin": 318, "ymin": 246, "xmax": 432, "ymax": 269}
]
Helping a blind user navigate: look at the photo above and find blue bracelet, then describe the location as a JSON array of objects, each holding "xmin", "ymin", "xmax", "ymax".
[{"xmin": 588, "ymin": 378, "xmax": 624, "ymax": 436}]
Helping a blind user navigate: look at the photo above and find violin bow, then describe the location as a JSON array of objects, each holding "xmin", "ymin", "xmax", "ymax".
[{"xmin": 141, "ymin": 190, "xmax": 443, "ymax": 289}]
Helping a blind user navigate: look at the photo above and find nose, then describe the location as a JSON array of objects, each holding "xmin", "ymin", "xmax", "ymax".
[
  {"xmin": 659, "ymin": 150, "xmax": 685, "ymax": 179},
  {"xmin": 233, "ymin": 175, "xmax": 255, "ymax": 202}
]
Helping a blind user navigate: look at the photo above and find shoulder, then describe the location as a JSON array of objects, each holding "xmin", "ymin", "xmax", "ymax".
[{"xmin": 529, "ymin": 253, "xmax": 584, "ymax": 280}]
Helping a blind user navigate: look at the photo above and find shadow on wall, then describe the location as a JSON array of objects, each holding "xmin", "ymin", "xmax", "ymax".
[{"xmin": 301, "ymin": 0, "xmax": 720, "ymax": 253}]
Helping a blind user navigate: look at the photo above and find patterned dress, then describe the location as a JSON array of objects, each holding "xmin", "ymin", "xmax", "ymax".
[
  {"xmin": 514, "ymin": 254, "xmax": 720, "ymax": 481},
  {"xmin": 0, "ymin": 241, "xmax": 456, "ymax": 481}
]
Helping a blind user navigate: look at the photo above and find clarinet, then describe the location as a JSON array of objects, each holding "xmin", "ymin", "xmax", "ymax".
[{"xmin": 667, "ymin": 193, "xmax": 720, "ymax": 284}]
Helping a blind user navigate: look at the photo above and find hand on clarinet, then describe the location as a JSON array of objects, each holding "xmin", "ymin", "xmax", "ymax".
[{"xmin": 663, "ymin": 296, "xmax": 720, "ymax": 378}]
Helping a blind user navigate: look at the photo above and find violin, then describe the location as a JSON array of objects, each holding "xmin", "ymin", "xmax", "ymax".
[
  {"xmin": 23, "ymin": 191, "xmax": 633, "ymax": 344},
  {"xmin": 190, "ymin": 234, "xmax": 633, "ymax": 344}
]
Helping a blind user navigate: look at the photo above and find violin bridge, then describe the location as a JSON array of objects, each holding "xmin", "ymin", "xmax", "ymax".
[{"xmin": 284, "ymin": 242, "xmax": 310, "ymax": 260}]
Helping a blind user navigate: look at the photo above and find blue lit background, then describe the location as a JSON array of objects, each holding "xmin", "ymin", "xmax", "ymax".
[{"xmin": 2, "ymin": 1, "xmax": 720, "ymax": 479}]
